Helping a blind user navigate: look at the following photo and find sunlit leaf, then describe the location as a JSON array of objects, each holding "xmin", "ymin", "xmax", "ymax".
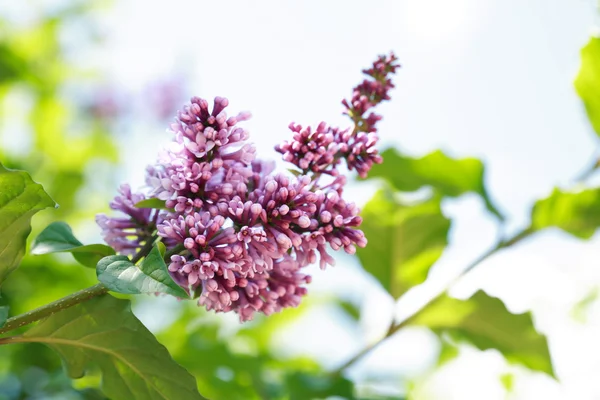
[
  {"xmin": 366, "ymin": 148, "xmax": 503, "ymax": 219},
  {"xmin": 575, "ymin": 36, "xmax": 600, "ymax": 137},
  {"xmin": 500, "ymin": 372, "xmax": 515, "ymax": 393},
  {"xmin": 437, "ymin": 338, "xmax": 460, "ymax": 366},
  {"xmin": 531, "ymin": 187, "xmax": 600, "ymax": 238},
  {"xmin": 31, "ymin": 221, "xmax": 115, "ymax": 268},
  {"xmin": 21, "ymin": 295, "xmax": 204, "ymax": 400},
  {"xmin": 407, "ymin": 290, "xmax": 554, "ymax": 377},
  {"xmin": 0, "ymin": 43, "xmax": 33, "ymax": 84},
  {"xmin": 0, "ymin": 163, "xmax": 55, "ymax": 284},
  {"xmin": 571, "ymin": 287, "xmax": 599, "ymax": 323},
  {"xmin": 96, "ymin": 245, "xmax": 189, "ymax": 298},
  {"xmin": 357, "ymin": 190, "xmax": 450, "ymax": 298}
]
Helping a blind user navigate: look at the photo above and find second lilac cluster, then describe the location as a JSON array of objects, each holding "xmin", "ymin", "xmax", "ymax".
[{"xmin": 276, "ymin": 53, "xmax": 398, "ymax": 178}]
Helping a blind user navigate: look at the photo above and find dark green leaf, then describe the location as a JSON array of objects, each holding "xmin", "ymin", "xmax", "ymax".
[
  {"xmin": 531, "ymin": 187, "xmax": 600, "ymax": 238},
  {"xmin": 71, "ymin": 245, "xmax": 116, "ymax": 269},
  {"xmin": 134, "ymin": 198, "xmax": 168, "ymax": 209},
  {"xmin": 31, "ymin": 221, "xmax": 115, "ymax": 268},
  {"xmin": 357, "ymin": 190, "xmax": 450, "ymax": 298},
  {"xmin": 575, "ymin": 36, "xmax": 600, "ymax": 137},
  {"xmin": 97, "ymin": 246, "xmax": 189, "ymax": 298},
  {"xmin": 31, "ymin": 221, "xmax": 82, "ymax": 251},
  {"xmin": 407, "ymin": 290, "xmax": 554, "ymax": 377},
  {"xmin": 366, "ymin": 148, "xmax": 503, "ymax": 219},
  {"xmin": 0, "ymin": 163, "xmax": 56, "ymax": 284},
  {"xmin": 0, "ymin": 305, "xmax": 8, "ymax": 328},
  {"xmin": 21, "ymin": 295, "xmax": 204, "ymax": 400}
]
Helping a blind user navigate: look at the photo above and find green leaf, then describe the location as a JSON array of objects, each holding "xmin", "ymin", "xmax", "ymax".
[
  {"xmin": 437, "ymin": 339, "xmax": 460, "ymax": 366},
  {"xmin": 531, "ymin": 187, "xmax": 600, "ymax": 238},
  {"xmin": 31, "ymin": 221, "xmax": 83, "ymax": 252},
  {"xmin": 31, "ymin": 221, "xmax": 115, "ymax": 268},
  {"xmin": 97, "ymin": 246, "xmax": 189, "ymax": 298},
  {"xmin": 407, "ymin": 290, "xmax": 554, "ymax": 377},
  {"xmin": 366, "ymin": 148, "xmax": 503, "ymax": 219},
  {"xmin": 338, "ymin": 299, "xmax": 361, "ymax": 322},
  {"xmin": 500, "ymin": 372, "xmax": 515, "ymax": 393},
  {"xmin": 71, "ymin": 246, "xmax": 116, "ymax": 270},
  {"xmin": 134, "ymin": 198, "xmax": 168, "ymax": 209},
  {"xmin": 0, "ymin": 163, "xmax": 56, "ymax": 284},
  {"xmin": 357, "ymin": 190, "xmax": 450, "ymax": 299},
  {"xmin": 287, "ymin": 169, "xmax": 303, "ymax": 177},
  {"xmin": 0, "ymin": 305, "xmax": 8, "ymax": 328},
  {"xmin": 21, "ymin": 295, "xmax": 204, "ymax": 400},
  {"xmin": 575, "ymin": 36, "xmax": 600, "ymax": 137},
  {"xmin": 286, "ymin": 372, "xmax": 354, "ymax": 400},
  {"xmin": 571, "ymin": 287, "xmax": 599, "ymax": 323}
]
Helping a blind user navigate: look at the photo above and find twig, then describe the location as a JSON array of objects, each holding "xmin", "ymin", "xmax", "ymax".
[{"xmin": 330, "ymin": 228, "xmax": 533, "ymax": 376}]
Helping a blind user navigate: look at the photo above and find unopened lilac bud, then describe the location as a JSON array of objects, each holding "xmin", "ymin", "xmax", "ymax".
[
  {"xmin": 206, "ymin": 279, "xmax": 218, "ymax": 291},
  {"xmin": 265, "ymin": 180, "xmax": 277, "ymax": 193},
  {"xmin": 250, "ymin": 203, "xmax": 262, "ymax": 216},
  {"xmin": 279, "ymin": 204, "xmax": 290, "ymax": 215},
  {"xmin": 276, "ymin": 233, "xmax": 292, "ymax": 249},
  {"xmin": 297, "ymin": 215, "xmax": 311, "ymax": 228},
  {"xmin": 344, "ymin": 244, "xmax": 356, "ymax": 254},
  {"xmin": 320, "ymin": 210, "xmax": 332, "ymax": 223}
]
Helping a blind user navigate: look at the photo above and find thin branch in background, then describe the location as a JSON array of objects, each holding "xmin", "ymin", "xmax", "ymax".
[{"xmin": 330, "ymin": 227, "xmax": 534, "ymax": 376}]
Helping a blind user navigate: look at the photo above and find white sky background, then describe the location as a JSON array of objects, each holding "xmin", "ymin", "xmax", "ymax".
[{"xmin": 4, "ymin": 0, "xmax": 600, "ymax": 398}]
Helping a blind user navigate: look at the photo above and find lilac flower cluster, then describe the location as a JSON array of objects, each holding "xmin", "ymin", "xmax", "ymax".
[
  {"xmin": 97, "ymin": 53, "xmax": 399, "ymax": 321},
  {"xmin": 276, "ymin": 53, "xmax": 399, "ymax": 178},
  {"xmin": 96, "ymin": 184, "xmax": 157, "ymax": 255}
]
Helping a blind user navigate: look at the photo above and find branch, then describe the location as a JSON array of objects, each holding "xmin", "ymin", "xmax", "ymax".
[
  {"xmin": 0, "ymin": 284, "xmax": 108, "ymax": 335},
  {"xmin": 0, "ymin": 236, "xmax": 159, "ymax": 336},
  {"xmin": 330, "ymin": 227, "xmax": 533, "ymax": 376}
]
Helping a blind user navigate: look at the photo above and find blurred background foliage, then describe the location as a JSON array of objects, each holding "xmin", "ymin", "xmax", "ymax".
[{"xmin": 1, "ymin": 1, "xmax": 600, "ymax": 400}]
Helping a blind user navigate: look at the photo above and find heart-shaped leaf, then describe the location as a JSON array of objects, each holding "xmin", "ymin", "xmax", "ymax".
[
  {"xmin": 31, "ymin": 221, "xmax": 115, "ymax": 268},
  {"xmin": 407, "ymin": 290, "xmax": 554, "ymax": 377}
]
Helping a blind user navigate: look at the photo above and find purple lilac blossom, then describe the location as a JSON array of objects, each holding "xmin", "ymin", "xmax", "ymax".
[
  {"xmin": 276, "ymin": 52, "xmax": 399, "ymax": 178},
  {"xmin": 97, "ymin": 53, "xmax": 398, "ymax": 321},
  {"xmin": 96, "ymin": 184, "xmax": 157, "ymax": 255}
]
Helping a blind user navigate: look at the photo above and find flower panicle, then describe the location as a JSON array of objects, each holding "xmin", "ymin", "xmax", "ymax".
[{"xmin": 98, "ymin": 53, "xmax": 397, "ymax": 322}]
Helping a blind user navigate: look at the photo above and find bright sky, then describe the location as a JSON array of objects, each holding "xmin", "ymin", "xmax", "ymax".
[{"xmin": 5, "ymin": 0, "xmax": 600, "ymax": 398}]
